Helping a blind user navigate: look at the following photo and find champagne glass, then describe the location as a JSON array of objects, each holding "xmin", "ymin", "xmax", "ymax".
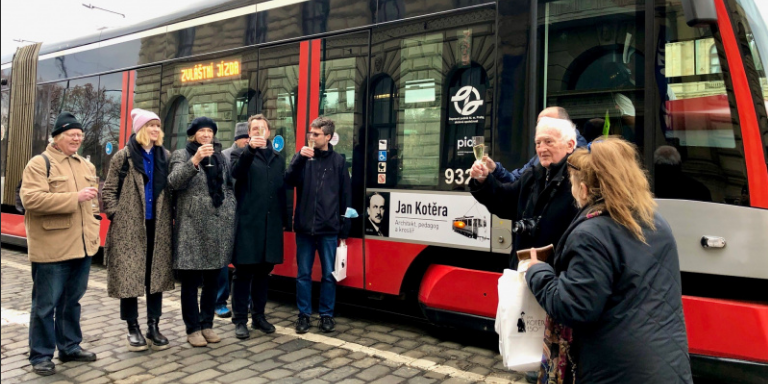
[
  {"xmin": 89, "ymin": 177, "xmax": 100, "ymax": 212},
  {"xmin": 308, "ymin": 136, "xmax": 316, "ymax": 161},
  {"xmin": 257, "ymin": 126, "xmax": 265, "ymax": 147},
  {"xmin": 204, "ymin": 143, "xmax": 214, "ymax": 167},
  {"xmin": 472, "ymin": 136, "xmax": 486, "ymax": 162}
]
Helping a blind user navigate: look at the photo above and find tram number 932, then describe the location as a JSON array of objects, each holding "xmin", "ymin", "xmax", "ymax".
[{"xmin": 444, "ymin": 168, "xmax": 472, "ymax": 185}]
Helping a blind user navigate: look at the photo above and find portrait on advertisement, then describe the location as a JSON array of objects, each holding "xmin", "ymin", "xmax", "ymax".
[{"xmin": 365, "ymin": 192, "xmax": 389, "ymax": 237}]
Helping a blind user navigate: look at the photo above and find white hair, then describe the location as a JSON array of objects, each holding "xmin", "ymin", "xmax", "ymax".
[{"xmin": 536, "ymin": 117, "xmax": 577, "ymax": 145}]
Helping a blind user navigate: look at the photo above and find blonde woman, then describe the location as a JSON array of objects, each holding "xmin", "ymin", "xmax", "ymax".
[
  {"xmin": 526, "ymin": 137, "xmax": 692, "ymax": 384},
  {"xmin": 102, "ymin": 109, "xmax": 174, "ymax": 352}
]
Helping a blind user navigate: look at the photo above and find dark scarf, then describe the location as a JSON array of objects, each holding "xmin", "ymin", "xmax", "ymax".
[
  {"xmin": 186, "ymin": 140, "xmax": 225, "ymax": 208},
  {"xmin": 128, "ymin": 134, "xmax": 169, "ymax": 205},
  {"xmin": 253, "ymin": 140, "xmax": 274, "ymax": 163}
]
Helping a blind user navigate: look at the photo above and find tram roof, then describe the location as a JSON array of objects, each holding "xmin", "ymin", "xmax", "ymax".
[{"xmin": 1, "ymin": 0, "xmax": 246, "ymax": 65}]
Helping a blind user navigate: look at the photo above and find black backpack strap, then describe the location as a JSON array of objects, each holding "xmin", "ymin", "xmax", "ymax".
[
  {"xmin": 116, "ymin": 150, "xmax": 131, "ymax": 199},
  {"xmin": 15, "ymin": 154, "xmax": 52, "ymax": 214},
  {"xmin": 40, "ymin": 153, "xmax": 51, "ymax": 177}
]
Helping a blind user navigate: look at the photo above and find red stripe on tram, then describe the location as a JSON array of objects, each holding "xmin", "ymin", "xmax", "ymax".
[
  {"xmin": 715, "ymin": 0, "xmax": 768, "ymax": 208},
  {"xmin": 309, "ymin": 39, "xmax": 321, "ymax": 122}
]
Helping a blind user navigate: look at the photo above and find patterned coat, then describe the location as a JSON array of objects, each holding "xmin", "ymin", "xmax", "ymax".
[
  {"xmin": 102, "ymin": 146, "xmax": 175, "ymax": 298},
  {"xmin": 168, "ymin": 149, "xmax": 236, "ymax": 270}
]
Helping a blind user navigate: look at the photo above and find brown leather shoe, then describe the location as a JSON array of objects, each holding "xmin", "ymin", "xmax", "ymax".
[
  {"xmin": 201, "ymin": 328, "xmax": 221, "ymax": 343},
  {"xmin": 187, "ymin": 331, "xmax": 208, "ymax": 347}
]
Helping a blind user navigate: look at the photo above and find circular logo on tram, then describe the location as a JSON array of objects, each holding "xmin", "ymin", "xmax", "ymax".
[
  {"xmin": 105, "ymin": 142, "xmax": 113, "ymax": 155},
  {"xmin": 451, "ymin": 86, "xmax": 484, "ymax": 116},
  {"xmin": 273, "ymin": 135, "xmax": 285, "ymax": 152}
]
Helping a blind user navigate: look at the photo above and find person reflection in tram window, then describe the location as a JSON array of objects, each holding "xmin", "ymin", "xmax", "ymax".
[
  {"xmin": 214, "ymin": 121, "xmax": 251, "ymax": 320},
  {"xmin": 102, "ymin": 109, "xmax": 175, "ymax": 353},
  {"xmin": 739, "ymin": 184, "xmax": 750, "ymax": 206},
  {"xmin": 613, "ymin": 93, "xmax": 637, "ymax": 143},
  {"xmin": 168, "ymin": 117, "xmax": 236, "ymax": 347},
  {"xmin": 653, "ymin": 145, "xmax": 711, "ymax": 202},
  {"xmin": 285, "ymin": 116, "xmax": 351, "ymax": 335},
  {"xmin": 482, "ymin": 107, "xmax": 587, "ymax": 184},
  {"xmin": 365, "ymin": 192, "xmax": 388, "ymax": 237},
  {"xmin": 581, "ymin": 118, "xmax": 605, "ymax": 144},
  {"xmin": 229, "ymin": 114, "xmax": 286, "ymax": 340}
]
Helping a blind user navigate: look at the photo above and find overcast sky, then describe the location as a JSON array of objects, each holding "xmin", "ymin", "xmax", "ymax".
[
  {"xmin": 3, "ymin": 1, "xmax": 768, "ymax": 60},
  {"xmin": 1, "ymin": 0, "xmax": 212, "ymax": 59}
]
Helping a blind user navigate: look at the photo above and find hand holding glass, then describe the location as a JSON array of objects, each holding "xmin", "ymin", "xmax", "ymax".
[
  {"xmin": 308, "ymin": 138, "xmax": 316, "ymax": 161},
  {"xmin": 89, "ymin": 177, "xmax": 99, "ymax": 211},
  {"xmin": 472, "ymin": 136, "xmax": 486, "ymax": 163}
]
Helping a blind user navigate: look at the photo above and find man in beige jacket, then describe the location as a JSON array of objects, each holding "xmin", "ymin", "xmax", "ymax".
[{"xmin": 20, "ymin": 111, "xmax": 101, "ymax": 376}]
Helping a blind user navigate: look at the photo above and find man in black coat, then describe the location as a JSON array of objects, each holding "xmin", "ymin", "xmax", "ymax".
[
  {"xmin": 469, "ymin": 117, "xmax": 580, "ymax": 270},
  {"xmin": 230, "ymin": 114, "xmax": 286, "ymax": 339},
  {"xmin": 285, "ymin": 116, "xmax": 351, "ymax": 334}
]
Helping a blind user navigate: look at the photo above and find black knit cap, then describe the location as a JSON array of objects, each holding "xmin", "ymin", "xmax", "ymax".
[
  {"xmin": 187, "ymin": 116, "xmax": 218, "ymax": 137},
  {"xmin": 52, "ymin": 112, "xmax": 83, "ymax": 137}
]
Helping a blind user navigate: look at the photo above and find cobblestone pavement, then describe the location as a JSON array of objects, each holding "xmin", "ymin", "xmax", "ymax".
[{"xmin": 1, "ymin": 247, "xmax": 526, "ymax": 384}]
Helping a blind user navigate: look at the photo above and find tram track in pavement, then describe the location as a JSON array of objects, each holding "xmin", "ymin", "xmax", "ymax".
[{"xmin": 1, "ymin": 251, "xmax": 525, "ymax": 384}]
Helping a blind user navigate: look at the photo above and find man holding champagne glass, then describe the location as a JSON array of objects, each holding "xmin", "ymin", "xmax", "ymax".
[
  {"xmin": 229, "ymin": 114, "xmax": 286, "ymax": 339},
  {"xmin": 285, "ymin": 116, "xmax": 351, "ymax": 334}
]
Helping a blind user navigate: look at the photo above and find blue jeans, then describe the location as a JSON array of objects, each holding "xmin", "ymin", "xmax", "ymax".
[
  {"xmin": 29, "ymin": 257, "xmax": 92, "ymax": 364},
  {"xmin": 295, "ymin": 234, "xmax": 337, "ymax": 317},
  {"xmin": 216, "ymin": 265, "xmax": 230, "ymax": 308}
]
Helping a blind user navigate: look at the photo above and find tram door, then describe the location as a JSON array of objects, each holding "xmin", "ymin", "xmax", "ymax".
[{"xmin": 262, "ymin": 32, "xmax": 369, "ymax": 289}]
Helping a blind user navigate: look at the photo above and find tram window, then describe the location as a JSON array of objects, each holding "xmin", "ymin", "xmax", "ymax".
[
  {"xmin": 33, "ymin": 81, "xmax": 66, "ymax": 156},
  {"xmin": 369, "ymin": 9, "xmax": 495, "ymax": 190},
  {"xmin": 537, "ymin": 0, "xmax": 644, "ymax": 153},
  {"xmin": 91, "ymin": 73, "xmax": 123, "ymax": 181},
  {"xmin": 133, "ymin": 67, "xmax": 162, "ymax": 117},
  {"xmin": 650, "ymin": 0, "xmax": 749, "ymax": 204},
  {"xmin": 165, "ymin": 96, "xmax": 189, "ymax": 150},
  {"xmin": 56, "ymin": 75, "xmax": 114, "ymax": 181},
  {"xmin": 160, "ymin": 58, "xmax": 249, "ymax": 149},
  {"xmin": 235, "ymin": 89, "xmax": 259, "ymax": 123},
  {"xmin": 1, "ymin": 90, "xmax": 8, "ymax": 197},
  {"xmin": 318, "ymin": 33, "xmax": 370, "ymax": 238}
]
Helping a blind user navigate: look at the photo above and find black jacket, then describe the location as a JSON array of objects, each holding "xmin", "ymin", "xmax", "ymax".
[
  {"xmin": 469, "ymin": 156, "xmax": 579, "ymax": 269},
  {"xmin": 285, "ymin": 144, "xmax": 351, "ymax": 239},
  {"xmin": 230, "ymin": 144, "xmax": 286, "ymax": 265},
  {"xmin": 526, "ymin": 208, "xmax": 693, "ymax": 384}
]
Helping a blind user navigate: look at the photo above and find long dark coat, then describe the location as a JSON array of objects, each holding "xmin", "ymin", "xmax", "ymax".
[
  {"xmin": 230, "ymin": 144, "xmax": 286, "ymax": 265},
  {"xmin": 526, "ymin": 208, "xmax": 693, "ymax": 384},
  {"xmin": 168, "ymin": 148, "xmax": 236, "ymax": 270},
  {"xmin": 102, "ymin": 145, "xmax": 175, "ymax": 298}
]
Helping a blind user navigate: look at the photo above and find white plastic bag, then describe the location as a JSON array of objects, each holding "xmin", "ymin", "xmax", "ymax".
[
  {"xmin": 495, "ymin": 262, "xmax": 547, "ymax": 372},
  {"xmin": 332, "ymin": 239, "xmax": 347, "ymax": 282}
]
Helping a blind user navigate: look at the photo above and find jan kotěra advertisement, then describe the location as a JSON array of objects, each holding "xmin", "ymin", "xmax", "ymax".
[{"xmin": 377, "ymin": 191, "xmax": 491, "ymax": 250}]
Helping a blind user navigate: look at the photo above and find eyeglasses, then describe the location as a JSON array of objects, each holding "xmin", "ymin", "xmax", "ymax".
[
  {"xmin": 566, "ymin": 161, "xmax": 580, "ymax": 171},
  {"xmin": 62, "ymin": 133, "xmax": 84, "ymax": 139}
]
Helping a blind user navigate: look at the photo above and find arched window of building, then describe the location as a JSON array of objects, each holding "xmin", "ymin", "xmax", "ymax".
[
  {"xmin": 235, "ymin": 89, "xmax": 260, "ymax": 123},
  {"xmin": 710, "ymin": 45, "xmax": 721, "ymax": 73},
  {"xmin": 165, "ymin": 96, "xmax": 189, "ymax": 150}
]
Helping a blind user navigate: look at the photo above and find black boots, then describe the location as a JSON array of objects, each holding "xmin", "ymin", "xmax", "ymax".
[
  {"xmin": 252, "ymin": 316, "xmax": 276, "ymax": 334},
  {"xmin": 127, "ymin": 320, "xmax": 148, "ymax": 351},
  {"xmin": 146, "ymin": 318, "xmax": 170, "ymax": 351}
]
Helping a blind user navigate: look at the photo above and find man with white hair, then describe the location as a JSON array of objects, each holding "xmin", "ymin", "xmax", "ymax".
[
  {"xmin": 469, "ymin": 117, "xmax": 580, "ymax": 271},
  {"xmin": 483, "ymin": 106, "xmax": 587, "ymax": 183}
]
